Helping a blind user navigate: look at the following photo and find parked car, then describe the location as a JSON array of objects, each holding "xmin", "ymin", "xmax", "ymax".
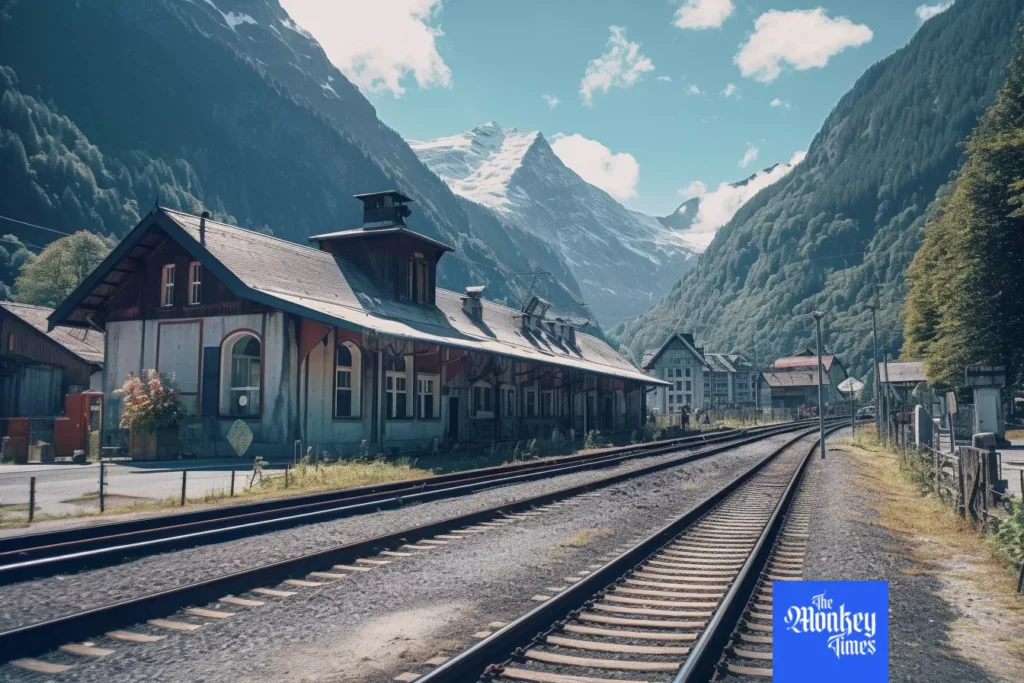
[{"xmin": 857, "ymin": 406, "xmax": 876, "ymax": 419}]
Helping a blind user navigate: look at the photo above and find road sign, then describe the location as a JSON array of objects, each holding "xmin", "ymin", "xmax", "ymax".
[{"xmin": 836, "ymin": 377, "xmax": 865, "ymax": 394}]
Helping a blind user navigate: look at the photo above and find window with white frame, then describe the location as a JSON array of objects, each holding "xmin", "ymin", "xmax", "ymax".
[
  {"xmin": 685, "ymin": 368, "xmax": 691, "ymax": 378},
  {"xmin": 417, "ymin": 374, "xmax": 439, "ymax": 419},
  {"xmin": 161, "ymin": 264, "xmax": 175, "ymax": 307},
  {"xmin": 221, "ymin": 332, "xmax": 261, "ymax": 416},
  {"xmin": 335, "ymin": 341, "xmax": 361, "ymax": 418},
  {"xmin": 472, "ymin": 382, "xmax": 493, "ymax": 418},
  {"xmin": 187, "ymin": 262, "xmax": 202, "ymax": 305},
  {"xmin": 385, "ymin": 356, "xmax": 409, "ymax": 418},
  {"xmin": 502, "ymin": 385, "xmax": 515, "ymax": 418},
  {"xmin": 524, "ymin": 387, "xmax": 537, "ymax": 418},
  {"xmin": 540, "ymin": 390, "xmax": 553, "ymax": 418}
]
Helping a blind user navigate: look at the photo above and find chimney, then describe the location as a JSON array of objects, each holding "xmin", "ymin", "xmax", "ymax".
[
  {"xmin": 355, "ymin": 191, "xmax": 413, "ymax": 230},
  {"xmin": 199, "ymin": 210, "xmax": 210, "ymax": 245},
  {"xmin": 462, "ymin": 285, "xmax": 485, "ymax": 318}
]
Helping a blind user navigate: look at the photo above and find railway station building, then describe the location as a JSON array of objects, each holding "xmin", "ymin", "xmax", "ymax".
[
  {"xmin": 49, "ymin": 192, "xmax": 664, "ymax": 458},
  {"xmin": 641, "ymin": 332, "xmax": 710, "ymax": 414}
]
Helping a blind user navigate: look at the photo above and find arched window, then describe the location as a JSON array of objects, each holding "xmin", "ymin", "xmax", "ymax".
[
  {"xmin": 221, "ymin": 332, "xmax": 261, "ymax": 416},
  {"xmin": 335, "ymin": 341, "xmax": 362, "ymax": 418}
]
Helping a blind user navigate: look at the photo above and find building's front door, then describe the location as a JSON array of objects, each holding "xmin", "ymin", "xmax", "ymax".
[{"xmin": 447, "ymin": 396, "xmax": 459, "ymax": 443}]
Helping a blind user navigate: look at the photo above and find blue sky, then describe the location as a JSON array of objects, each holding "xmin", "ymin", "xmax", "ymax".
[{"xmin": 281, "ymin": 0, "xmax": 954, "ymax": 216}]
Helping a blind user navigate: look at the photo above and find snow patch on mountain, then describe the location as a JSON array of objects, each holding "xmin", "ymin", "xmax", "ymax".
[{"xmin": 411, "ymin": 122, "xmax": 696, "ymax": 324}]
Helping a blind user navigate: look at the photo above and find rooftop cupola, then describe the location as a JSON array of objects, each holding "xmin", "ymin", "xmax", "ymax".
[
  {"xmin": 357, "ymin": 191, "xmax": 413, "ymax": 229},
  {"xmin": 309, "ymin": 191, "xmax": 455, "ymax": 306}
]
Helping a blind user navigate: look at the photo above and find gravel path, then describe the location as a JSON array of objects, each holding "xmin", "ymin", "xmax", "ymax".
[
  {"xmin": 0, "ymin": 431, "xmax": 812, "ymax": 682},
  {"xmin": 803, "ymin": 431, "xmax": 998, "ymax": 683}
]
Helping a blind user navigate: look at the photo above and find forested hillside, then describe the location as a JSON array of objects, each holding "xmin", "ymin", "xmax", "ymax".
[
  {"xmin": 903, "ymin": 31, "xmax": 1024, "ymax": 387},
  {"xmin": 0, "ymin": 0, "xmax": 580, "ymax": 308},
  {"xmin": 612, "ymin": 0, "xmax": 1024, "ymax": 379}
]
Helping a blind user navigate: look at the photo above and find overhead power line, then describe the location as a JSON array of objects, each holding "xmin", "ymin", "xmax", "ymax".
[{"xmin": 0, "ymin": 213, "xmax": 72, "ymax": 237}]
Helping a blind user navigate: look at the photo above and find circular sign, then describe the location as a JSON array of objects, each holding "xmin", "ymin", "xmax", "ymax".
[{"xmin": 238, "ymin": 395, "xmax": 248, "ymax": 407}]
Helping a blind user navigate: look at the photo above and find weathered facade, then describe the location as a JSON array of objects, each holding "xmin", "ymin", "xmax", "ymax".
[
  {"xmin": 701, "ymin": 353, "xmax": 757, "ymax": 408},
  {"xmin": 641, "ymin": 333, "xmax": 709, "ymax": 414},
  {"xmin": 759, "ymin": 349, "xmax": 848, "ymax": 410},
  {"xmin": 0, "ymin": 303, "xmax": 103, "ymax": 417},
  {"xmin": 51, "ymin": 193, "xmax": 663, "ymax": 457}
]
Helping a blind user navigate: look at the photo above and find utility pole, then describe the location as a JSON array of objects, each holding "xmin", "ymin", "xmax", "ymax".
[
  {"xmin": 752, "ymin": 345, "xmax": 759, "ymax": 426},
  {"xmin": 812, "ymin": 311, "xmax": 826, "ymax": 460},
  {"xmin": 868, "ymin": 285, "xmax": 883, "ymax": 441}
]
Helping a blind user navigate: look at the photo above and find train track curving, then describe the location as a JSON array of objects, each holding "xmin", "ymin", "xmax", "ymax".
[
  {"xmin": 0, "ymin": 420, "xmax": 839, "ymax": 674},
  {"xmin": 403, "ymin": 424, "xmax": 843, "ymax": 683}
]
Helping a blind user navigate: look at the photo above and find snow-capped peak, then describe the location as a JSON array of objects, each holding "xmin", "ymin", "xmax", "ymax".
[{"xmin": 409, "ymin": 122, "xmax": 541, "ymax": 210}]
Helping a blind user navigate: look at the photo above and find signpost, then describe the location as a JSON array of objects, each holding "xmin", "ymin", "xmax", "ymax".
[{"xmin": 837, "ymin": 377, "xmax": 865, "ymax": 436}]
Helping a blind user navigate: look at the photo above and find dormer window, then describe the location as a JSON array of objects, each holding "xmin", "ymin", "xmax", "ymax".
[
  {"xmin": 406, "ymin": 254, "xmax": 430, "ymax": 304},
  {"xmin": 161, "ymin": 264, "xmax": 175, "ymax": 307}
]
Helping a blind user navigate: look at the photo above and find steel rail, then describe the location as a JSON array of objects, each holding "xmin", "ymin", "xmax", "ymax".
[
  {"xmin": 0, "ymin": 423, "xmax": 817, "ymax": 585},
  {"xmin": 671, "ymin": 428, "xmax": 835, "ymax": 682},
  {"xmin": 0, "ymin": 422, "xmax": 837, "ymax": 666},
  {"xmin": 0, "ymin": 423, "xmax": 811, "ymax": 564},
  {"xmin": 413, "ymin": 424, "xmax": 843, "ymax": 683}
]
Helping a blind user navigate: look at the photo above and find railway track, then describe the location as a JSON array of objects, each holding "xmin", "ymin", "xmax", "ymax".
[
  {"xmin": 405, "ymin": 424, "xmax": 842, "ymax": 683},
  {"xmin": 0, "ymin": 421, "xmax": 820, "ymax": 585},
  {"xmin": 0, "ymin": 421, "xmax": 837, "ymax": 675}
]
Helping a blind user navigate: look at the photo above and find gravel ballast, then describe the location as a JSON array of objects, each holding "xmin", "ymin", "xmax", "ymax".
[
  {"xmin": 1, "ymin": 431, "xmax": 813, "ymax": 682},
  {"xmin": 802, "ymin": 432, "xmax": 998, "ymax": 683}
]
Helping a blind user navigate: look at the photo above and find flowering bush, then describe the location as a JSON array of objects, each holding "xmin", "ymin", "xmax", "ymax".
[{"xmin": 114, "ymin": 370, "xmax": 184, "ymax": 432}]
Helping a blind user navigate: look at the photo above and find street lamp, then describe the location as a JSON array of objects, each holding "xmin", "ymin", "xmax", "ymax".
[
  {"xmin": 867, "ymin": 284, "xmax": 883, "ymax": 441},
  {"xmin": 811, "ymin": 311, "xmax": 826, "ymax": 460}
]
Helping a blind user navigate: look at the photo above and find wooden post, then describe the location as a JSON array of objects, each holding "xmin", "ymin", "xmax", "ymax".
[
  {"xmin": 230, "ymin": 469, "xmax": 236, "ymax": 497},
  {"xmin": 957, "ymin": 448, "xmax": 965, "ymax": 519},
  {"xmin": 28, "ymin": 476, "xmax": 35, "ymax": 523},
  {"xmin": 99, "ymin": 462, "xmax": 105, "ymax": 513},
  {"xmin": 180, "ymin": 470, "xmax": 187, "ymax": 506},
  {"xmin": 285, "ymin": 464, "xmax": 290, "ymax": 488}
]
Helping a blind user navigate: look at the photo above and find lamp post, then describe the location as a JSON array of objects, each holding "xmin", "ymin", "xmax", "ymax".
[
  {"xmin": 868, "ymin": 285, "xmax": 883, "ymax": 441},
  {"xmin": 812, "ymin": 311, "xmax": 826, "ymax": 460}
]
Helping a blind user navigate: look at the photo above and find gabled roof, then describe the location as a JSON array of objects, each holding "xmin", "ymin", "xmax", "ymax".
[
  {"xmin": 762, "ymin": 371, "xmax": 830, "ymax": 388},
  {"xmin": 641, "ymin": 333, "xmax": 711, "ymax": 371},
  {"xmin": 773, "ymin": 354, "xmax": 838, "ymax": 371},
  {"xmin": 705, "ymin": 353, "xmax": 737, "ymax": 373},
  {"xmin": 0, "ymin": 302, "xmax": 104, "ymax": 366},
  {"xmin": 879, "ymin": 361, "xmax": 927, "ymax": 385},
  {"xmin": 52, "ymin": 208, "xmax": 663, "ymax": 387}
]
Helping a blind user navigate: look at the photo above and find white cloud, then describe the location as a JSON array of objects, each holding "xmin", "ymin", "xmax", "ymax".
[
  {"xmin": 550, "ymin": 133, "xmax": 640, "ymax": 200},
  {"xmin": 542, "ymin": 94, "xmax": 562, "ymax": 109},
  {"xmin": 721, "ymin": 82, "xmax": 739, "ymax": 98},
  {"xmin": 687, "ymin": 84, "xmax": 703, "ymax": 95},
  {"xmin": 678, "ymin": 180, "xmax": 708, "ymax": 200},
  {"xmin": 673, "ymin": 0, "xmax": 734, "ymax": 30},
  {"xmin": 916, "ymin": 1, "xmax": 954, "ymax": 21},
  {"xmin": 738, "ymin": 143, "xmax": 759, "ymax": 168},
  {"xmin": 675, "ymin": 150, "xmax": 806, "ymax": 250},
  {"xmin": 735, "ymin": 9, "xmax": 873, "ymax": 83},
  {"xmin": 770, "ymin": 97, "xmax": 790, "ymax": 109},
  {"xmin": 278, "ymin": 0, "xmax": 451, "ymax": 97},
  {"xmin": 579, "ymin": 26, "xmax": 655, "ymax": 106},
  {"xmin": 657, "ymin": 75, "xmax": 673, "ymax": 82}
]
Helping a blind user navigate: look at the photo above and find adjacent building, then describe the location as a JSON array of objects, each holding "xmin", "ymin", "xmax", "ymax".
[
  {"xmin": 50, "ymin": 192, "xmax": 664, "ymax": 457},
  {"xmin": 759, "ymin": 349, "xmax": 848, "ymax": 410},
  {"xmin": 0, "ymin": 302, "xmax": 103, "ymax": 417},
  {"xmin": 641, "ymin": 333, "xmax": 710, "ymax": 413},
  {"xmin": 702, "ymin": 353, "xmax": 758, "ymax": 408}
]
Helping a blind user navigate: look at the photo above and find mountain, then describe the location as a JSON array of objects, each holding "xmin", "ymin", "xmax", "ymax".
[
  {"xmin": 0, "ymin": 0, "xmax": 581, "ymax": 308},
  {"xmin": 612, "ymin": 0, "xmax": 1024, "ymax": 379},
  {"xmin": 655, "ymin": 162, "xmax": 796, "ymax": 250},
  {"xmin": 410, "ymin": 122, "xmax": 696, "ymax": 325}
]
